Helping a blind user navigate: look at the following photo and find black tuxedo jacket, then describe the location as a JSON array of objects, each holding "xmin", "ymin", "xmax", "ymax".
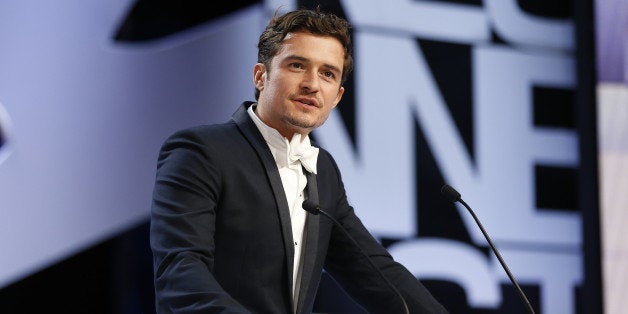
[{"xmin": 151, "ymin": 102, "xmax": 447, "ymax": 313}]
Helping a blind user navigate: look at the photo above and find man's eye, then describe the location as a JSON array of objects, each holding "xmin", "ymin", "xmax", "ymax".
[
  {"xmin": 290, "ymin": 63, "xmax": 303, "ymax": 69},
  {"xmin": 323, "ymin": 71, "xmax": 335, "ymax": 78}
]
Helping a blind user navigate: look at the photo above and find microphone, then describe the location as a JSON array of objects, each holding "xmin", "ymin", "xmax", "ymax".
[
  {"xmin": 441, "ymin": 184, "xmax": 535, "ymax": 314},
  {"xmin": 302, "ymin": 200, "xmax": 410, "ymax": 314}
]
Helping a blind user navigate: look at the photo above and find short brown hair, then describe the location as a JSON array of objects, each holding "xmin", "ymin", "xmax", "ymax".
[{"xmin": 255, "ymin": 8, "xmax": 353, "ymax": 99}]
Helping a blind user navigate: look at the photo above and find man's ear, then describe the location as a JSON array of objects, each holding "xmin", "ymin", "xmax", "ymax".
[
  {"xmin": 332, "ymin": 86, "xmax": 345, "ymax": 109},
  {"xmin": 253, "ymin": 63, "xmax": 267, "ymax": 91}
]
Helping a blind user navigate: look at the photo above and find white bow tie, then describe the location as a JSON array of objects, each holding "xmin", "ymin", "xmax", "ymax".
[{"xmin": 287, "ymin": 134, "xmax": 318, "ymax": 174}]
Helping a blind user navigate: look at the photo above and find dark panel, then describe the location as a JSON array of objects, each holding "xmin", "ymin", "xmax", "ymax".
[
  {"xmin": 573, "ymin": 0, "xmax": 603, "ymax": 311},
  {"xmin": 0, "ymin": 245, "xmax": 113, "ymax": 313},
  {"xmin": 535, "ymin": 165, "xmax": 578, "ymax": 211},
  {"xmin": 109, "ymin": 222, "xmax": 156, "ymax": 314},
  {"xmin": 533, "ymin": 86, "xmax": 576, "ymax": 129},
  {"xmin": 518, "ymin": 0, "xmax": 573, "ymax": 19},
  {"xmin": 418, "ymin": 39, "xmax": 475, "ymax": 162},
  {"xmin": 493, "ymin": 283, "xmax": 540, "ymax": 314},
  {"xmin": 114, "ymin": 0, "xmax": 261, "ymax": 42},
  {"xmin": 0, "ymin": 221, "xmax": 155, "ymax": 314}
]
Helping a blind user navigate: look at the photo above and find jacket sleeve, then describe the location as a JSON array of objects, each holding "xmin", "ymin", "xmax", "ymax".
[
  {"xmin": 150, "ymin": 128, "xmax": 251, "ymax": 314},
  {"xmin": 321, "ymin": 153, "xmax": 448, "ymax": 314}
]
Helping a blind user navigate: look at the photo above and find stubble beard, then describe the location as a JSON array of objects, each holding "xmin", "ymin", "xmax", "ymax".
[{"xmin": 284, "ymin": 114, "xmax": 318, "ymax": 133}]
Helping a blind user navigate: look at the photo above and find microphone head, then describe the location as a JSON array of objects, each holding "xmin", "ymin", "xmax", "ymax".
[
  {"xmin": 441, "ymin": 184, "xmax": 461, "ymax": 203},
  {"xmin": 302, "ymin": 199, "xmax": 320, "ymax": 215}
]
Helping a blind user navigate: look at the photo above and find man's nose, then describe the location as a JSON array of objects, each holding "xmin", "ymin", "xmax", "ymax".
[{"xmin": 300, "ymin": 70, "xmax": 320, "ymax": 93}]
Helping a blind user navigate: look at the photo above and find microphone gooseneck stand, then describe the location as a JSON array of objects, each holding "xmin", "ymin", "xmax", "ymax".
[
  {"xmin": 302, "ymin": 200, "xmax": 410, "ymax": 314},
  {"xmin": 441, "ymin": 184, "xmax": 535, "ymax": 314}
]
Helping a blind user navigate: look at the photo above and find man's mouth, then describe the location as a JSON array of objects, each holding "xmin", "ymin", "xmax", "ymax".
[{"xmin": 294, "ymin": 97, "xmax": 319, "ymax": 108}]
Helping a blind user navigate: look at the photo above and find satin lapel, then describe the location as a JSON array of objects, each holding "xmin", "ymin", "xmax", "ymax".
[
  {"xmin": 296, "ymin": 171, "xmax": 321, "ymax": 314},
  {"xmin": 232, "ymin": 102, "xmax": 295, "ymax": 298}
]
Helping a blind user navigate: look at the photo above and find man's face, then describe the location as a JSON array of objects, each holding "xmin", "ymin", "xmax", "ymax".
[{"xmin": 253, "ymin": 32, "xmax": 345, "ymax": 139}]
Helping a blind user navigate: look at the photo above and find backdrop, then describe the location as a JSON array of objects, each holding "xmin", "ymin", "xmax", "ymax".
[{"xmin": 0, "ymin": 1, "xmax": 602, "ymax": 313}]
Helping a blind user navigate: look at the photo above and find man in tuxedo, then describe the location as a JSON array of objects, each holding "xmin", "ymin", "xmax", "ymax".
[{"xmin": 150, "ymin": 8, "xmax": 447, "ymax": 313}]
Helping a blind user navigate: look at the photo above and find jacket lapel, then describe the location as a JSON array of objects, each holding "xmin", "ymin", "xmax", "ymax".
[
  {"xmin": 296, "ymin": 171, "xmax": 321, "ymax": 314},
  {"xmin": 232, "ymin": 102, "xmax": 296, "ymax": 301}
]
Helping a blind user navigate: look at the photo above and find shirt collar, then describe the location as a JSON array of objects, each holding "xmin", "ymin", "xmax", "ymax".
[{"xmin": 247, "ymin": 104, "xmax": 318, "ymax": 174}]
